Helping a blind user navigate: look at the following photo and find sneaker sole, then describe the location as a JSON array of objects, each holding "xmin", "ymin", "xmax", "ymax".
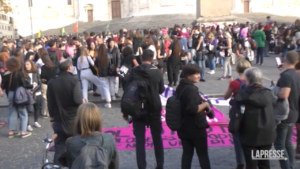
[{"xmin": 21, "ymin": 133, "xmax": 32, "ymax": 138}]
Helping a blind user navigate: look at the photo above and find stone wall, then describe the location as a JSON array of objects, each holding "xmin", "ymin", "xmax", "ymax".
[{"xmin": 200, "ymin": 0, "xmax": 233, "ymax": 17}]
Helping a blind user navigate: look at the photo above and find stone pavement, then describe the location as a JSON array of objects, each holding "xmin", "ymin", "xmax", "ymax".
[
  {"xmin": 40, "ymin": 13, "xmax": 299, "ymax": 36},
  {"xmin": 0, "ymin": 54, "xmax": 299, "ymax": 169}
]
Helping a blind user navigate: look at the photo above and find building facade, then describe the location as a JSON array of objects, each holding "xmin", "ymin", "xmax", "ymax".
[
  {"xmin": 0, "ymin": 0, "xmax": 17, "ymax": 38},
  {"xmin": 10, "ymin": 0, "xmax": 300, "ymax": 36},
  {"xmin": 232, "ymin": 0, "xmax": 300, "ymax": 16}
]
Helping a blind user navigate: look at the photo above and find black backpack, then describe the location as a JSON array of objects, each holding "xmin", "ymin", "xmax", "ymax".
[
  {"xmin": 47, "ymin": 49, "xmax": 59, "ymax": 66},
  {"xmin": 165, "ymin": 85, "xmax": 190, "ymax": 131},
  {"xmin": 121, "ymin": 79, "xmax": 149, "ymax": 117}
]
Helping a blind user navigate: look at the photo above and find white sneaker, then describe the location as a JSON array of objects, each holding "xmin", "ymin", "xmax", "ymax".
[
  {"xmin": 34, "ymin": 122, "xmax": 41, "ymax": 128},
  {"xmin": 111, "ymin": 96, "xmax": 116, "ymax": 101},
  {"xmin": 105, "ymin": 103, "xmax": 112, "ymax": 108},
  {"xmin": 210, "ymin": 70, "xmax": 215, "ymax": 74},
  {"xmin": 206, "ymin": 71, "xmax": 211, "ymax": 74},
  {"xmin": 27, "ymin": 125, "xmax": 33, "ymax": 132}
]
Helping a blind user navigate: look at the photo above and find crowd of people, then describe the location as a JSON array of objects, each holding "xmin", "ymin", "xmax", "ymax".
[{"xmin": 0, "ymin": 15, "xmax": 299, "ymax": 169}]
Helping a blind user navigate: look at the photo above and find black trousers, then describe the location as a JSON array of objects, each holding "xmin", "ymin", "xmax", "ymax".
[
  {"xmin": 166, "ymin": 61, "xmax": 179, "ymax": 84},
  {"xmin": 53, "ymin": 122, "xmax": 72, "ymax": 166},
  {"xmin": 180, "ymin": 130, "xmax": 211, "ymax": 169},
  {"xmin": 133, "ymin": 116, "xmax": 164, "ymax": 169},
  {"xmin": 28, "ymin": 95, "xmax": 42, "ymax": 125},
  {"xmin": 242, "ymin": 144, "xmax": 272, "ymax": 169}
]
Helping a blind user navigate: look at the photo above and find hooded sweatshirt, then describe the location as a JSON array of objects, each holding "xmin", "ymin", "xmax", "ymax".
[{"xmin": 126, "ymin": 63, "xmax": 165, "ymax": 115}]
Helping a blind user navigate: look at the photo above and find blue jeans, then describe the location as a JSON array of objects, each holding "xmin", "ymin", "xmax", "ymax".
[
  {"xmin": 233, "ymin": 134, "xmax": 245, "ymax": 165},
  {"xmin": 196, "ymin": 52, "xmax": 205, "ymax": 80},
  {"xmin": 219, "ymin": 56, "xmax": 224, "ymax": 66},
  {"xmin": 281, "ymin": 48, "xmax": 290, "ymax": 61},
  {"xmin": 274, "ymin": 123, "xmax": 295, "ymax": 169},
  {"xmin": 256, "ymin": 47, "xmax": 264, "ymax": 64},
  {"xmin": 207, "ymin": 55, "xmax": 216, "ymax": 71},
  {"xmin": 8, "ymin": 91, "xmax": 28, "ymax": 132}
]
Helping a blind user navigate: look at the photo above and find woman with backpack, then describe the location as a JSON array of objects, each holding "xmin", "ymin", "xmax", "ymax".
[
  {"xmin": 175, "ymin": 64, "xmax": 212, "ymax": 169},
  {"xmin": 65, "ymin": 103, "xmax": 119, "ymax": 169},
  {"xmin": 1, "ymin": 57, "xmax": 32, "ymax": 138},
  {"xmin": 223, "ymin": 59, "xmax": 251, "ymax": 169},
  {"xmin": 24, "ymin": 60, "xmax": 42, "ymax": 131}
]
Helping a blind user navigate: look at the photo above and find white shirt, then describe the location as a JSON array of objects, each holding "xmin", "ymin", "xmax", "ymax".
[
  {"xmin": 148, "ymin": 45, "xmax": 157, "ymax": 60},
  {"xmin": 28, "ymin": 73, "xmax": 41, "ymax": 96},
  {"xmin": 77, "ymin": 56, "xmax": 94, "ymax": 70},
  {"xmin": 36, "ymin": 58, "xmax": 44, "ymax": 75},
  {"xmin": 244, "ymin": 40, "xmax": 250, "ymax": 48}
]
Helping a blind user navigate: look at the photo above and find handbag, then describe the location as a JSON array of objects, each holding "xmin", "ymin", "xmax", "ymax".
[{"xmin": 86, "ymin": 56, "xmax": 98, "ymax": 76}]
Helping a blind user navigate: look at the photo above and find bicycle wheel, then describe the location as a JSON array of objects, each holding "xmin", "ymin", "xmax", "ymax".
[{"xmin": 41, "ymin": 162, "xmax": 60, "ymax": 169}]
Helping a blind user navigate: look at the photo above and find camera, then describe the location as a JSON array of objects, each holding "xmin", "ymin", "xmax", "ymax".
[{"xmin": 204, "ymin": 99, "xmax": 215, "ymax": 119}]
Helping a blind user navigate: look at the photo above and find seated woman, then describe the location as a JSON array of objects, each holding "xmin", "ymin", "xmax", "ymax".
[
  {"xmin": 65, "ymin": 103, "xmax": 119, "ymax": 169},
  {"xmin": 235, "ymin": 67, "xmax": 276, "ymax": 169}
]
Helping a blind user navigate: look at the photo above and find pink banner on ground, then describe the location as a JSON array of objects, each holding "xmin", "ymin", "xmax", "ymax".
[{"xmin": 103, "ymin": 126, "xmax": 298, "ymax": 150}]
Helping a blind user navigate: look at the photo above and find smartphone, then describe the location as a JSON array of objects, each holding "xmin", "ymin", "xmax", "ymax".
[{"xmin": 275, "ymin": 57, "xmax": 281, "ymax": 67}]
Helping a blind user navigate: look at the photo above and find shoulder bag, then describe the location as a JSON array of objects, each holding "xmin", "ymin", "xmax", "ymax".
[{"xmin": 86, "ymin": 56, "xmax": 98, "ymax": 76}]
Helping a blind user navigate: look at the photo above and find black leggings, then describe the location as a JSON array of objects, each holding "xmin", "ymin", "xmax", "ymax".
[
  {"xmin": 180, "ymin": 131, "xmax": 211, "ymax": 169},
  {"xmin": 28, "ymin": 95, "xmax": 42, "ymax": 124},
  {"xmin": 166, "ymin": 61, "xmax": 179, "ymax": 84}
]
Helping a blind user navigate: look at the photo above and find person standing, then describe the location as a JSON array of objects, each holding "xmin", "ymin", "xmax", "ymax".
[
  {"xmin": 107, "ymin": 39, "xmax": 121, "ymax": 100},
  {"xmin": 275, "ymin": 51, "xmax": 300, "ymax": 169},
  {"xmin": 123, "ymin": 49, "xmax": 165, "ymax": 169},
  {"xmin": 47, "ymin": 59, "xmax": 84, "ymax": 166},
  {"xmin": 253, "ymin": 25, "xmax": 266, "ymax": 65},
  {"xmin": 166, "ymin": 37, "xmax": 181, "ymax": 86}
]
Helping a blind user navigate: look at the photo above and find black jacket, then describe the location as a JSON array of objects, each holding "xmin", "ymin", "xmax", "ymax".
[
  {"xmin": 47, "ymin": 71, "xmax": 82, "ymax": 122},
  {"xmin": 235, "ymin": 86, "xmax": 276, "ymax": 146},
  {"xmin": 24, "ymin": 72, "xmax": 41, "ymax": 94},
  {"xmin": 125, "ymin": 64, "xmax": 164, "ymax": 115},
  {"xmin": 108, "ymin": 46, "xmax": 121, "ymax": 75},
  {"xmin": 176, "ymin": 79, "xmax": 209, "ymax": 139},
  {"xmin": 1, "ymin": 71, "xmax": 32, "ymax": 95}
]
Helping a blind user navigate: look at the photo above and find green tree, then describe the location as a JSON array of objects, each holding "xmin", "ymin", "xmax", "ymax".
[{"xmin": 0, "ymin": 0, "xmax": 12, "ymax": 13}]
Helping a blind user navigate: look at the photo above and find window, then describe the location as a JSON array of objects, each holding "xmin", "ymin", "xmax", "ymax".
[
  {"xmin": 67, "ymin": 0, "xmax": 72, "ymax": 5},
  {"xmin": 1, "ymin": 15, "xmax": 7, "ymax": 21},
  {"xmin": 28, "ymin": 0, "xmax": 33, "ymax": 7}
]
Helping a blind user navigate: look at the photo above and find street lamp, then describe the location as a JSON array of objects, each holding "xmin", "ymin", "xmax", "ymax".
[
  {"xmin": 196, "ymin": 0, "xmax": 201, "ymax": 19},
  {"xmin": 28, "ymin": 0, "xmax": 34, "ymax": 39}
]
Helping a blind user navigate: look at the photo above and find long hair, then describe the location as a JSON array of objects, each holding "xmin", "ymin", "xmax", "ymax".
[
  {"xmin": 80, "ymin": 48, "xmax": 89, "ymax": 63},
  {"xmin": 97, "ymin": 44, "xmax": 108, "ymax": 68},
  {"xmin": 24, "ymin": 60, "xmax": 37, "ymax": 77},
  {"xmin": 135, "ymin": 30, "xmax": 141, "ymax": 39},
  {"xmin": 172, "ymin": 38, "xmax": 181, "ymax": 57},
  {"xmin": 145, "ymin": 36, "xmax": 154, "ymax": 47},
  {"xmin": 74, "ymin": 103, "xmax": 102, "ymax": 137},
  {"xmin": 41, "ymin": 53, "xmax": 54, "ymax": 68}
]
